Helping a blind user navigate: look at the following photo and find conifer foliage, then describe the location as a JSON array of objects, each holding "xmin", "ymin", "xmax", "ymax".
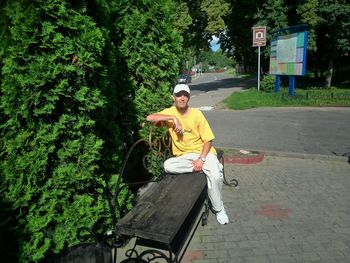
[
  {"xmin": 116, "ymin": 0, "xmax": 182, "ymax": 130},
  {"xmin": 0, "ymin": 0, "xmax": 182, "ymax": 261},
  {"xmin": 1, "ymin": 0, "xmax": 119, "ymax": 261}
]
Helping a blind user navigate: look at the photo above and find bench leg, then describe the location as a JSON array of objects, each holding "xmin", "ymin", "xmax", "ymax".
[
  {"xmin": 122, "ymin": 238, "xmax": 175, "ymax": 262},
  {"xmin": 201, "ymin": 197, "xmax": 210, "ymax": 226},
  {"xmin": 138, "ymin": 248, "xmax": 173, "ymax": 263}
]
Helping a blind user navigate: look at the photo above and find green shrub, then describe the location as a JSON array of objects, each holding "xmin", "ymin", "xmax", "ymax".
[
  {"xmin": 115, "ymin": 0, "xmax": 182, "ymax": 180},
  {"xmin": 0, "ymin": 0, "xmax": 183, "ymax": 261},
  {"xmin": 260, "ymin": 74, "xmax": 275, "ymax": 92},
  {"xmin": 0, "ymin": 1, "xmax": 131, "ymax": 261},
  {"xmin": 116, "ymin": 0, "xmax": 182, "ymax": 131}
]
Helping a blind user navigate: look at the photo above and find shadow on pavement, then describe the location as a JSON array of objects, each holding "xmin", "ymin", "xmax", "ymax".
[
  {"xmin": 190, "ymin": 77, "xmax": 256, "ymax": 92},
  {"xmin": 332, "ymin": 151, "xmax": 350, "ymax": 164}
]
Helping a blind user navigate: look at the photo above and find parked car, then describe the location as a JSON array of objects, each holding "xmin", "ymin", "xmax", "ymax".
[{"xmin": 177, "ymin": 74, "xmax": 192, "ymax": 84}]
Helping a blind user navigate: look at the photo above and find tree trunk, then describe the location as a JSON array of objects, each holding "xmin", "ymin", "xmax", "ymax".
[{"xmin": 325, "ymin": 57, "xmax": 334, "ymax": 88}]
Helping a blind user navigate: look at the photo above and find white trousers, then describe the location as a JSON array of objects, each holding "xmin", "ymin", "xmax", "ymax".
[{"xmin": 164, "ymin": 152, "xmax": 224, "ymax": 212}]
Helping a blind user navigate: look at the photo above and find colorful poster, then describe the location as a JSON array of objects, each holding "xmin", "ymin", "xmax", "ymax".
[
  {"xmin": 269, "ymin": 31, "xmax": 308, "ymax": 76},
  {"xmin": 277, "ymin": 37, "xmax": 297, "ymax": 63}
]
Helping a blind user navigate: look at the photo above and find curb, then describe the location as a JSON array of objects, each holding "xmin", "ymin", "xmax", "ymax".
[
  {"xmin": 263, "ymin": 149, "xmax": 349, "ymax": 162},
  {"xmin": 224, "ymin": 152, "xmax": 265, "ymax": 164},
  {"xmin": 220, "ymin": 147, "xmax": 349, "ymax": 164},
  {"xmin": 219, "ymin": 148, "xmax": 265, "ymax": 164}
]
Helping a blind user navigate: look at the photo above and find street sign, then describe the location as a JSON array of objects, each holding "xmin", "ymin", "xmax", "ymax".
[
  {"xmin": 252, "ymin": 26, "xmax": 267, "ymax": 47},
  {"xmin": 252, "ymin": 26, "xmax": 267, "ymax": 91}
]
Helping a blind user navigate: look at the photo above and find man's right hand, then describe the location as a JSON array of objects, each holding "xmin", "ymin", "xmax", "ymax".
[
  {"xmin": 172, "ymin": 117, "xmax": 183, "ymax": 134},
  {"xmin": 192, "ymin": 158, "xmax": 204, "ymax": 172}
]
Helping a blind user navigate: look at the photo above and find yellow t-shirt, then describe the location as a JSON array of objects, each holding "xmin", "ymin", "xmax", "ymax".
[{"xmin": 158, "ymin": 106, "xmax": 216, "ymax": 156}]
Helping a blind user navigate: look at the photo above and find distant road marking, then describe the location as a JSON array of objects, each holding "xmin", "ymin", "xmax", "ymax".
[{"xmin": 197, "ymin": 106, "xmax": 213, "ymax": 111}]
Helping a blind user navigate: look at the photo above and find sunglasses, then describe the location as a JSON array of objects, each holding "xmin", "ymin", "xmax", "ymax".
[{"xmin": 174, "ymin": 92, "xmax": 190, "ymax": 97}]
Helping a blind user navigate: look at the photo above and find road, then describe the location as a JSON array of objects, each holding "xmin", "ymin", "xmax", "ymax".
[
  {"xmin": 188, "ymin": 73, "xmax": 350, "ymax": 157},
  {"xmin": 188, "ymin": 72, "xmax": 255, "ymax": 109}
]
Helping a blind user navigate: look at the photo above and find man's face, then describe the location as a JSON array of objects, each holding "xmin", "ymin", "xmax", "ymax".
[{"xmin": 173, "ymin": 91, "xmax": 190, "ymax": 110}]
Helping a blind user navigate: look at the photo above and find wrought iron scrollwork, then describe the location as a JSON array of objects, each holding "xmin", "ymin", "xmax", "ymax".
[
  {"xmin": 120, "ymin": 247, "xmax": 172, "ymax": 263},
  {"xmin": 109, "ymin": 127, "xmax": 174, "ymax": 260},
  {"xmin": 67, "ymin": 128, "xmax": 181, "ymax": 263},
  {"xmin": 217, "ymin": 151, "xmax": 239, "ymax": 188}
]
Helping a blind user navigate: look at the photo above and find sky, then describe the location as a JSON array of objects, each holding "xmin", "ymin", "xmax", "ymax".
[{"xmin": 210, "ymin": 36, "xmax": 220, "ymax": 52}]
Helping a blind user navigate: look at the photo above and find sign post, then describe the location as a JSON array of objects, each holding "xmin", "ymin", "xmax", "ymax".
[
  {"xmin": 258, "ymin": 46, "xmax": 261, "ymax": 91},
  {"xmin": 252, "ymin": 26, "xmax": 267, "ymax": 91}
]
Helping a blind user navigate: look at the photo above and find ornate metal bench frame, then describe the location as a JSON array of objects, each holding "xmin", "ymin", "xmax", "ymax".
[{"xmin": 109, "ymin": 128, "xmax": 238, "ymax": 263}]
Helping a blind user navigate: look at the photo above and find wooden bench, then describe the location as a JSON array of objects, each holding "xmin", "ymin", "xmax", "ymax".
[
  {"xmin": 117, "ymin": 172, "xmax": 207, "ymax": 262},
  {"xmin": 113, "ymin": 131, "xmax": 237, "ymax": 263}
]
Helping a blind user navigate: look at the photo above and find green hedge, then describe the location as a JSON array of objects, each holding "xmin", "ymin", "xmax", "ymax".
[{"xmin": 0, "ymin": 0, "xmax": 182, "ymax": 261}]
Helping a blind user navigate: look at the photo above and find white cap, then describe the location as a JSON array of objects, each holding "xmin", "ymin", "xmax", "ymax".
[{"xmin": 173, "ymin": 84, "xmax": 190, "ymax": 94}]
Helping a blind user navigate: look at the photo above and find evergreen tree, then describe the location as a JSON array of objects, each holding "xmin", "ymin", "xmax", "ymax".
[
  {"xmin": 0, "ymin": 1, "xmax": 128, "ymax": 261},
  {"xmin": 114, "ymin": 0, "xmax": 183, "ymax": 136},
  {"xmin": 85, "ymin": 0, "xmax": 138, "ymax": 175},
  {"xmin": 1, "ymin": 0, "xmax": 183, "ymax": 260}
]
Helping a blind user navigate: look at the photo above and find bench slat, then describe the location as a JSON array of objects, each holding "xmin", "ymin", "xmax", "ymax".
[{"xmin": 117, "ymin": 173, "xmax": 207, "ymax": 244}]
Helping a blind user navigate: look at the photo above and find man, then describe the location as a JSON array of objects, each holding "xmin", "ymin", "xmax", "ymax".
[{"xmin": 146, "ymin": 84, "xmax": 229, "ymax": 224}]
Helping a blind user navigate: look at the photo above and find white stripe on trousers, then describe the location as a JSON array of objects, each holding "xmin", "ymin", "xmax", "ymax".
[{"xmin": 163, "ymin": 152, "xmax": 224, "ymax": 212}]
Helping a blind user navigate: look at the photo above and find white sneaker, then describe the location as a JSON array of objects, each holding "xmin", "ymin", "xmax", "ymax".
[{"xmin": 216, "ymin": 207, "xmax": 229, "ymax": 224}]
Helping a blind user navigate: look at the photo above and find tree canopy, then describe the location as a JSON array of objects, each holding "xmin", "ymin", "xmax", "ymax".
[{"xmin": 221, "ymin": 0, "xmax": 349, "ymax": 87}]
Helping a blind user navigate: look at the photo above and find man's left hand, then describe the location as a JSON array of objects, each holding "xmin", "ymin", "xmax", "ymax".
[{"xmin": 192, "ymin": 158, "xmax": 204, "ymax": 172}]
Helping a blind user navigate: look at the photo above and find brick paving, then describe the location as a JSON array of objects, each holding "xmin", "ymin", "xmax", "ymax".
[{"xmin": 184, "ymin": 155, "xmax": 350, "ymax": 263}]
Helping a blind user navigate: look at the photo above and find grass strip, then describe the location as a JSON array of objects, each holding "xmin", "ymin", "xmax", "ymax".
[{"xmin": 223, "ymin": 88, "xmax": 350, "ymax": 110}]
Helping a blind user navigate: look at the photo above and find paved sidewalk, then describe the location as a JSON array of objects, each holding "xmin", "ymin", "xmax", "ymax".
[
  {"xmin": 115, "ymin": 76, "xmax": 350, "ymax": 262},
  {"xmin": 183, "ymin": 155, "xmax": 350, "ymax": 263}
]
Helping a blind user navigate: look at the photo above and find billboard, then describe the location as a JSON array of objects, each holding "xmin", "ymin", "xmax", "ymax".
[{"xmin": 269, "ymin": 31, "xmax": 308, "ymax": 76}]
